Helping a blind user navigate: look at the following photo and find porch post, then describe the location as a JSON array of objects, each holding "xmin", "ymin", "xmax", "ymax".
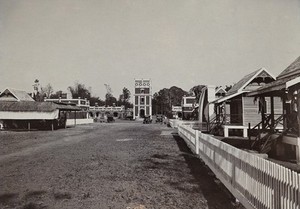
[
  {"xmin": 28, "ymin": 122, "xmax": 30, "ymax": 131},
  {"xmin": 270, "ymin": 96, "xmax": 275, "ymax": 130},
  {"xmin": 282, "ymin": 96, "xmax": 287, "ymax": 131},
  {"xmin": 223, "ymin": 102, "xmax": 226, "ymax": 124},
  {"xmin": 297, "ymin": 89, "xmax": 300, "ymax": 137},
  {"xmin": 260, "ymin": 97, "xmax": 266, "ymax": 131},
  {"xmin": 296, "ymin": 137, "xmax": 300, "ymax": 165},
  {"xmin": 296, "ymin": 89, "xmax": 300, "ymax": 164},
  {"xmin": 248, "ymin": 123, "xmax": 251, "ymax": 149}
]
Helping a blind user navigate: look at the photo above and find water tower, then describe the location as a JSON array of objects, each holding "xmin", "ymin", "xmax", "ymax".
[{"xmin": 133, "ymin": 79, "xmax": 152, "ymax": 119}]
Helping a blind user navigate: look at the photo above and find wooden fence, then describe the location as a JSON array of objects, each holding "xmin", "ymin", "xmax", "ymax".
[
  {"xmin": 169, "ymin": 119, "xmax": 198, "ymax": 129},
  {"xmin": 178, "ymin": 124, "xmax": 300, "ymax": 209}
]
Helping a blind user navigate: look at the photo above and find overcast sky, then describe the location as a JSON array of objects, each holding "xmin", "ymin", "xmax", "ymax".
[{"xmin": 1, "ymin": 0, "xmax": 300, "ymax": 100}]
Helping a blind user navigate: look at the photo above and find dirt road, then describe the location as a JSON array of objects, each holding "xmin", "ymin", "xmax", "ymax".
[{"xmin": 0, "ymin": 121, "xmax": 241, "ymax": 209}]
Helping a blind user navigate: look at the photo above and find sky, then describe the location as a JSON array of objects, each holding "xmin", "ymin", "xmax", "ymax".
[{"xmin": 1, "ymin": 0, "xmax": 300, "ymax": 101}]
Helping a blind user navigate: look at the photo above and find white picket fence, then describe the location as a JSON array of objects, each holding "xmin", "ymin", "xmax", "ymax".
[
  {"xmin": 169, "ymin": 119, "xmax": 198, "ymax": 129},
  {"xmin": 178, "ymin": 124, "xmax": 300, "ymax": 209}
]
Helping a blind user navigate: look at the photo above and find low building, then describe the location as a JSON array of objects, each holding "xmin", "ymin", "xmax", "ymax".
[
  {"xmin": 181, "ymin": 96, "xmax": 196, "ymax": 120},
  {"xmin": 210, "ymin": 68, "xmax": 282, "ymax": 137},
  {"xmin": 44, "ymin": 97, "xmax": 90, "ymax": 111},
  {"xmin": 172, "ymin": 105, "xmax": 182, "ymax": 118},
  {"xmin": 248, "ymin": 56, "xmax": 300, "ymax": 162},
  {"xmin": 0, "ymin": 88, "xmax": 81, "ymax": 130},
  {"xmin": 89, "ymin": 105, "xmax": 125, "ymax": 118},
  {"xmin": 45, "ymin": 96, "xmax": 91, "ymax": 122}
]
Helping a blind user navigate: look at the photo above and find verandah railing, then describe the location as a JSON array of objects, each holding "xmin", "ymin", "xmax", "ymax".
[{"xmin": 178, "ymin": 124, "xmax": 300, "ymax": 209}]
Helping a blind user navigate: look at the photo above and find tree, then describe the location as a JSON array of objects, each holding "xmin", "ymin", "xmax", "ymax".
[
  {"xmin": 152, "ymin": 86, "xmax": 187, "ymax": 116},
  {"xmin": 89, "ymin": 96, "xmax": 105, "ymax": 106},
  {"xmin": 119, "ymin": 87, "xmax": 131, "ymax": 108},
  {"xmin": 41, "ymin": 83, "xmax": 54, "ymax": 99},
  {"xmin": 105, "ymin": 93, "xmax": 117, "ymax": 106},
  {"xmin": 189, "ymin": 85, "xmax": 206, "ymax": 102},
  {"xmin": 50, "ymin": 90, "xmax": 63, "ymax": 99},
  {"xmin": 68, "ymin": 81, "xmax": 91, "ymax": 99},
  {"xmin": 122, "ymin": 87, "xmax": 130, "ymax": 102}
]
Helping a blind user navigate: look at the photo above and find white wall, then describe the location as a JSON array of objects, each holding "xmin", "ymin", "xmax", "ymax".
[{"xmin": 66, "ymin": 118, "xmax": 94, "ymax": 126}]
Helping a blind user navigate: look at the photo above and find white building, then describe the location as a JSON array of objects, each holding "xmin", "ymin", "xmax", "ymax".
[
  {"xmin": 133, "ymin": 79, "xmax": 152, "ymax": 119},
  {"xmin": 44, "ymin": 97, "xmax": 90, "ymax": 111},
  {"xmin": 172, "ymin": 105, "xmax": 182, "ymax": 118},
  {"xmin": 181, "ymin": 96, "xmax": 196, "ymax": 120}
]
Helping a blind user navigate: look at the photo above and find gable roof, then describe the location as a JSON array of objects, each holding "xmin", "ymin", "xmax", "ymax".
[
  {"xmin": 277, "ymin": 56, "xmax": 300, "ymax": 80},
  {"xmin": 212, "ymin": 68, "xmax": 275, "ymax": 104},
  {"xmin": 215, "ymin": 86, "xmax": 226, "ymax": 94},
  {"xmin": 226, "ymin": 68, "xmax": 275, "ymax": 95},
  {"xmin": 0, "ymin": 88, "xmax": 34, "ymax": 101},
  {"xmin": 248, "ymin": 56, "xmax": 300, "ymax": 96},
  {"xmin": 0, "ymin": 101, "xmax": 81, "ymax": 112}
]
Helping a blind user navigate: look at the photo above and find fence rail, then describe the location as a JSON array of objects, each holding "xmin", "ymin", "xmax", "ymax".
[{"xmin": 177, "ymin": 124, "xmax": 300, "ymax": 209}]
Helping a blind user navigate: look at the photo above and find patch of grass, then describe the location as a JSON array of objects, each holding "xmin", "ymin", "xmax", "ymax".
[
  {"xmin": 25, "ymin": 190, "xmax": 46, "ymax": 199},
  {"xmin": 22, "ymin": 202, "xmax": 38, "ymax": 209},
  {"xmin": 0, "ymin": 193, "xmax": 18, "ymax": 204},
  {"xmin": 151, "ymin": 154, "xmax": 169, "ymax": 159}
]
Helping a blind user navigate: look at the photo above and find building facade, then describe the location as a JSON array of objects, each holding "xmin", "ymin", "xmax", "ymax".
[
  {"xmin": 133, "ymin": 79, "xmax": 152, "ymax": 119},
  {"xmin": 181, "ymin": 96, "xmax": 196, "ymax": 120},
  {"xmin": 172, "ymin": 105, "xmax": 182, "ymax": 118},
  {"xmin": 44, "ymin": 97, "xmax": 90, "ymax": 110},
  {"xmin": 89, "ymin": 105, "xmax": 125, "ymax": 118}
]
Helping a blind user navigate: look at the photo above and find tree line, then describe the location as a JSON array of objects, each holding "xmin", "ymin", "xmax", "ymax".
[
  {"xmin": 152, "ymin": 85, "xmax": 232, "ymax": 118},
  {"xmin": 32, "ymin": 79, "xmax": 232, "ymax": 116},
  {"xmin": 32, "ymin": 79, "xmax": 132, "ymax": 108}
]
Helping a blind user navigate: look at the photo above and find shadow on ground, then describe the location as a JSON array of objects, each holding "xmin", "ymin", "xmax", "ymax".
[{"xmin": 172, "ymin": 133, "xmax": 245, "ymax": 209}]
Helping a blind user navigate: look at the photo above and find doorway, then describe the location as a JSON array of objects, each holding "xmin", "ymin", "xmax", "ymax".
[{"xmin": 140, "ymin": 109, "xmax": 145, "ymax": 118}]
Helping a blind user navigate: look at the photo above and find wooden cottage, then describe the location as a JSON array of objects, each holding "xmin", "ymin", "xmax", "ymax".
[
  {"xmin": 0, "ymin": 88, "xmax": 80, "ymax": 130},
  {"xmin": 248, "ymin": 56, "xmax": 300, "ymax": 163},
  {"xmin": 210, "ymin": 68, "xmax": 282, "ymax": 137}
]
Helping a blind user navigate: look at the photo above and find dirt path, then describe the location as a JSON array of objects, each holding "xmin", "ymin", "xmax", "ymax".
[{"xmin": 0, "ymin": 121, "xmax": 242, "ymax": 209}]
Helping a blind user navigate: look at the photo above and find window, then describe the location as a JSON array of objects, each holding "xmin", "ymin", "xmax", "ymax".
[
  {"xmin": 140, "ymin": 97, "xmax": 145, "ymax": 104},
  {"xmin": 186, "ymin": 98, "xmax": 195, "ymax": 104}
]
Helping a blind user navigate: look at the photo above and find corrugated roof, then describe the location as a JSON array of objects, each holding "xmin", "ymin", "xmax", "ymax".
[
  {"xmin": 0, "ymin": 101, "xmax": 81, "ymax": 112},
  {"xmin": 277, "ymin": 56, "xmax": 300, "ymax": 80},
  {"xmin": 227, "ymin": 69, "xmax": 260, "ymax": 95},
  {"xmin": 211, "ymin": 91, "xmax": 244, "ymax": 104}
]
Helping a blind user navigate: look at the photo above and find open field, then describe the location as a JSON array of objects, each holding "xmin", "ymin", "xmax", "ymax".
[{"xmin": 0, "ymin": 121, "xmax": 243, "ymax": 209}]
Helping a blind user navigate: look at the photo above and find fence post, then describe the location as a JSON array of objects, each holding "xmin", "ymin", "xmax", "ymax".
[{"xmin": 195, "ymin": 130, "xmax": 199, "ymax": 155}]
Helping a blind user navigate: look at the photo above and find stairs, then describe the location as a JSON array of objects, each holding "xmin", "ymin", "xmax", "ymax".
[{"xmin": 252, "ymin": 132, "xmax": 280, "ymax": 153}]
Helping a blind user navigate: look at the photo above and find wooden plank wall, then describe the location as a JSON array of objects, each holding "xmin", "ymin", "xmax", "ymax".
[
  {"xmin": 243, "ymin": 97, "xmax": 283, "ymax": 126},
  {"xmin": 178, "ymin": 124, "xmax": 300, "ymax": 209}
]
